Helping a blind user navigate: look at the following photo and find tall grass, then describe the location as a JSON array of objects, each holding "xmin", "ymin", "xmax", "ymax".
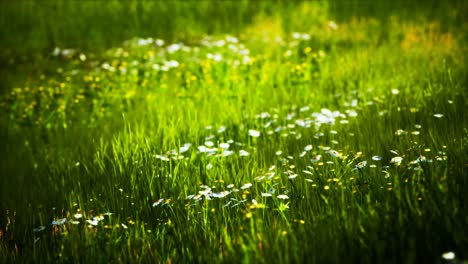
[{"xmin": 1, "ymin": 1, "xmax": 467, "ymax": 263}]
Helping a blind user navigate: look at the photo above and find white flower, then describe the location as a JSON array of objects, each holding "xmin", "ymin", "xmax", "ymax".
[
  {"xmin": 328, "ymin": 150, "xmax": 340, "ymax": 157},
  {"xmin": 155, "ymin": 39, "xmax": 165, "ymax": 46},
  {"xmin": 74, "ymin": 213, "xmax": 83, "ymax": 219},
  {"xmin": 212, "ymin": 191, "xmax": 230, "ymax": 198},
  {"xmin": 355, "ymin": 161, "xmax": 367, "ymax": 169},
  {"xmin": 390, "ymin": 156, "xmax": 403, "ymax": 165},
  {"xmin": 213, "ymin": 53, "xmax": 222, "ymax": 62},
  {"xmin": 311, "ymin": 155, "xmax": 321, "ymax": 162},
  {"xmin": 222, "ymin": 150, "xmax": 234, "ymax": 157},
  {"xmin": 165, "ymin": 60, "xmax": 179, "ymax": 68},
  {"xmin": 442, "ymin": 251, "xmax": 455, "ymax": 260},
  {"xmin": 261, "ymin": 193, "xmax": 272, "ymax": 197},
  {"xmin": 86, "ymin": 219, "xmax": 99, "ymax": 226},
  {"xmin": 167, "ymin": 43, "xmax": 182, "ymax": 53},
  {"xmin": 347, "ymin": 110, "xmax": 358, "ymax": 117},
  {"xmin": 180, "ymin": 143, "xmax": 191, "ymax": 153},
  {"xmin": 372, "ymin": 155, "xmax": 383, "ymax": 161},
  {"xmin": 239, "ymin": 150, "xmax": 250, "ymax": 156},
  {"xmin": 434, "ymin": 113, "xmax": 444, "ymax": 118},
  {"xmin": 52, "ymin": 218, "xmax": 67, "ymax": 225},
  {"xmin": 304, "ymin": 145, "xmax": 313, "ymax": 151},
  {"xmin": 219, "ymin": 143, "xmax": 230, "ymax": 149},
  {"xmin": 277, "ymin": 194, "xmax": 289, "ymax": 200},
  {"xmin": 241, "ymin": 183, "xmax": 253, "ymax": 190},
  {"xmin": 248, "ymin": 129, "xmax": 261, "ymax": 137},
  {"xmin": 152, "ymin": 198, "xmax": 164, "ymax": 207},
  {"xmin": 395, "ymin": 129, "xmax": 407, "ymax": 136}
]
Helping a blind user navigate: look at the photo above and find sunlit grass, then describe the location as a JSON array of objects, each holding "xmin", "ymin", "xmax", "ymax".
[{"xmin": 1, "ymin": 1, "xmax": 467, "ymax": 263}]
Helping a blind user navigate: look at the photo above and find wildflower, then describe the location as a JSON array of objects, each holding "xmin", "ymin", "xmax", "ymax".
[
  {"xmin": 239, "ymin": 150, "xmax": 250, "ymax": 156},
  {"xmin": 213, "ymin": 54, "xmax": 222, "ymax": 62},
  {"xmin": 222, "ymin": 150, "xmax": 234, "ymax": 157},
  {"xmin": 300, "ymin": 106, "xmax": 310, "ymax": 112},
  {"xmin": 219, "ymin": 143, "xmax": 230, "ymax": 149},
  {"xmin": 355, "ymin": 161, "xmax": 367, "ymax": 169},
  {"xmin": 311, "ymin": 155, "xmax": 321, "ymax": 162},
  {"xmin": 390, "ymin": 156, "xmax": 403, "ymax": 166},
  {"xmin": 52, "ymin": 218, "xmax": 67, "ymax": 226},
  {"xmin": 180, "ymin": 143, "xmax": 191, "ymax": 153},
  {"xmin": 167, "ymin": 43, "xmax": 182, "ymax": 53},
  {"xmin": 212, "ymin": 191, "xmax": 230, "ymax": 198},
  {"xmin": 74, "ymin": 213, "xmax": 83, "ymax": 219},
  {"xmin": 241, "ymin": 183, "xmax": 253, "ymax": 190},
  {"xmin": 328, "ymin": 150, "xmax": 340, "ymax": 157},
  {"xmin": 248, "ymin": 129, "xmax": 261, "ymax": 137},
  {"xmin": 395, "ymin": 129, "xmax": 407, "ymax": 136},
  {"xmin": 304, "ymin": 145, "xmax": 313, "ymax": 151},
  {"xmin": 268, "ymin": 187, "xmax": 276, "ymax": 194},
  {"xmin": 433, "ymin": 114, "xmax": 444, "ymax": 118},
  {"xmin": 155, "ymin": 39, "xmax": 164, "ymax": 46},
  {"xmin": 198, "ymin": 146, "xmax": 208, "ymax": 153},
  {"xmin": 86, "ymin": 219, "xmax": 99, "ymax": 226},
  {"xmin": 442, "ymin": 252, "xmax": 455, "ymax": 260},
  {"xmin": 199, "ymin": 189, "xmax": 212, "ymax": 200},
  {"xmin": 165, "ymin": 60, "xmax": 179, "ymax": 68},
  {"xmin": 261, "ymin": 193, "xmax": 272, "ymax": 197},
  {"xmin": 277, "ymin": 194, "xmax": 289, "ymax": 199},
  {"xmin": 372, "ymin": 155, "xmax": 383, "ymax": 161}
]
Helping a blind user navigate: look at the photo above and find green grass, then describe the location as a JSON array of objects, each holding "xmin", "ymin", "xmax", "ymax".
[{"xmin": 1, "ymin": 1, "xmax": 468, "ymax": 263}]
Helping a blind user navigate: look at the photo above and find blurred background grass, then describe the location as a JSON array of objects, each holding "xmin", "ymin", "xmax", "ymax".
[
  {"xmin": 0, "ymin": 0, "xmax": 465, "ymax": 55},
  {"xmin": 0, "ymin": 0, "xmax": 466, "ymax": 87}
]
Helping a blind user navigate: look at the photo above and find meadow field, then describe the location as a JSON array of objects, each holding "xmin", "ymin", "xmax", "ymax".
[{"xmin": 1, "ymin": 1, "xmax": 467, "ymax": 263}]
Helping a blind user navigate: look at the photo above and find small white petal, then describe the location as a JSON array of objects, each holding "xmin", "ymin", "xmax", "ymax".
[
  {"xmin": 442, "ymin": 251, "xmax": 455, "ymax": 260},
  {"xmin": 248, "ymin": 129, "xmax": 261, "ymax": 137}
]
